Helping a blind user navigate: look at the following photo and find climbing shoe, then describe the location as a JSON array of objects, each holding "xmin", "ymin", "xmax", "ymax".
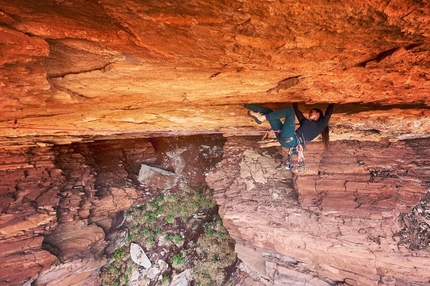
[
  {"xmin": 285, "ymin": 163, "xmax": 294, "ymax": 170},
  {"xmin": 248, "ymin": 110, "xmax": 266, "ymax": 124}
]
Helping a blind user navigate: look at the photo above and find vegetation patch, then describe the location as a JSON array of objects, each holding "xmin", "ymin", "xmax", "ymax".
[
  {"xmin": 395, "ymin": 190, "xmax": 430, "ymax": 251},
  {"xmin": 100, "ymin": 183, "xmax": 237, "ymax": 285}
]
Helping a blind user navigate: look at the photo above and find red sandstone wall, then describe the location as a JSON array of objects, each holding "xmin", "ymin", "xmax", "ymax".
[
  {"xmin": 207, "ymin": 138, "xmax": 430, "ymax": 285},
  {"xmin": 0, "ymin": 140, "xmax": 154, "ymax": 286}
]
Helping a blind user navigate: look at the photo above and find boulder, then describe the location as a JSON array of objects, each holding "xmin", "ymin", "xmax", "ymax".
[
  {"xmin": 130, "ymin": 243, "xmax": 152, "ymax": 269},
  {"xmin": 138, "ymin": 164, "xmax": 178, "ymax": 189}
]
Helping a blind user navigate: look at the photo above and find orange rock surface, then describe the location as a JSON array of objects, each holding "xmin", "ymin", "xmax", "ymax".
[{"xmin": 0, "ymin": 0, "xmax": 429, "ymax": 144}]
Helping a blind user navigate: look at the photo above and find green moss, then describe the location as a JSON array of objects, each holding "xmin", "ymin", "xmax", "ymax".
[
  {"xmin": 171, "ymin": 253, "xmax": 185, "ymax": 266},
  {"xmin": 111, "ymin": 249, "xmax": 127, "ymax": 259},
  {"xmin": 166, "ymin": 214, "xmax": 175, "ymax": 223},
  {"xmin": 100, "ymin": 184, "xmax": 236, "ymax": 285}
]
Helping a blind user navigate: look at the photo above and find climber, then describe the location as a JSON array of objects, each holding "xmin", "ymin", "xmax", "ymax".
[{"xmin": 245, "ymin": 102, "xmax": 335, "ymax": 172}]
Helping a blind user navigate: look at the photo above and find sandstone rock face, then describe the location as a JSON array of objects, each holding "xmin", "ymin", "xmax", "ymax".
[
  {"xmin": 0, "ymin": 136, "xmax": 227, "ymax": 286},
  {"xmin": 0, "ymin": 0, "xmax": 429, "ymax": 145},
  {"xmin": 0, "ymin": 147, "xmax": 60, "ymax": 285},
  {"xmin": 1, "ymin": 0, "xmax": 430, "ymax": 285},
  {"xmin": 207, "ymin": 137, "xmax": 430, "ymax": 285},
  {"xmin": 0, "ymin": 139, "xmax": 155, "ymax": 286}
]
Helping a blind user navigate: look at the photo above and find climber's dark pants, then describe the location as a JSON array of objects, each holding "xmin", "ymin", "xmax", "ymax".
[{"xmin": 244, "ymin": 104, "xmax": 299, "ymax": 148}]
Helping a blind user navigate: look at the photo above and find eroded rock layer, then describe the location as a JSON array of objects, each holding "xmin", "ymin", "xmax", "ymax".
[
  {"xmin": 207, "ymin": 137, "xmax": 430, "ymax": 285},
  {"xmin": 0, "ymin": 135, "xmax": 225, "ymax": 286},
  {"xmin": 0, "ymin": 139, "xmax": 155, "ymax": 286},
  {"xmin": 0, "ymin": 0, "xmax": 430, "ymax": 144}
]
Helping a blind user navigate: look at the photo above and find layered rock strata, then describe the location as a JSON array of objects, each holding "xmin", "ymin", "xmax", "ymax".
[
  {"xmin": 0, "ymin": 147, "xmax": 59, "ymax": 285},
  {"xmin": 1, "ymin": 0, "xmax": 430, "ymax": 144},
  {"xmin": 207, "ymin": 137, "xmax": 430, "ymax": 285},
  {"xmin": 0, "ymin": 135, "xmax": 225, "ymax": 286},
  {"xmin": 0, "ymin": 139, "xmax": 155, "ymax": 286}
]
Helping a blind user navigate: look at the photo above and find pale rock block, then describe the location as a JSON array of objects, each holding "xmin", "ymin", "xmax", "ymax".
[{"xmin": 130, "ymin": 243, "xmax": 151, "ymax": 269}]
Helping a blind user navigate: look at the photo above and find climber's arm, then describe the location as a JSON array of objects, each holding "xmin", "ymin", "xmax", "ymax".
[
  {"xmin": 324, "ymin": 104, "xmax": 335, "ymax": 121},
  {"xmin": 293, "ymin": 103, "xmax": 306, "ymax": 122}
]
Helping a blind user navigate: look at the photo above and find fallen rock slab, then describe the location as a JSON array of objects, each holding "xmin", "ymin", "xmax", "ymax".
[
  {"xmin": 138, "ymin": 164, "xmax": 178, "ymax": 189},
  {"xmin": 130, "ymin": 243, "xmax": 151, "ymax": 269}
]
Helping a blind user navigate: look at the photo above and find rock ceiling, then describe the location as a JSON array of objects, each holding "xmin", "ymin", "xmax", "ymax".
[{"xmin": 1, "ymin": 0, "xmax": 430, "ymax": 145}]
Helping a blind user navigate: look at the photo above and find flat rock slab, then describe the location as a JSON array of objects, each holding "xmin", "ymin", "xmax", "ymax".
[
  {"xmin": 130, "ymin": 243, "xmax": 151, "ymax": 269},
  {"xmin": 170, "ymin": 269, "xmax": 192, "ymax": 286},
  {"xmin": 138, "ymin": 164, "xmax": 178, "ymax": 189}
]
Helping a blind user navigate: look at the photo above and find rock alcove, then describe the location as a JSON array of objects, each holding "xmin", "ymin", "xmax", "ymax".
[{"xmin": 1, "ymin": 0, "xmax": 430, "ymax": 285}]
